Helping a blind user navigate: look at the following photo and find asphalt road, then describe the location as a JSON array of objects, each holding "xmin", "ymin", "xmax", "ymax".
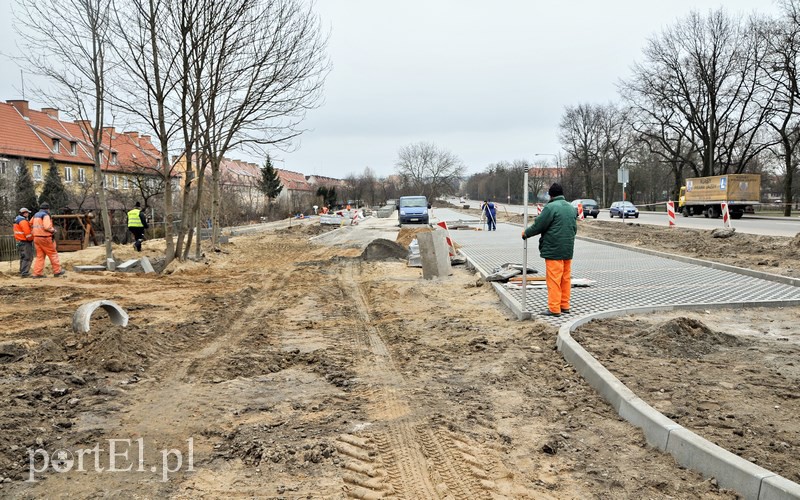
[{"xmin": 450, "ymin": 197, "xmax": 800, "ymax": 237}]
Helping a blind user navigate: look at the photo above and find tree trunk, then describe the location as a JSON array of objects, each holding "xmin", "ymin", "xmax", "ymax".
[
  {"xmin": 94, "ymin": 166, "xmax": 114, "ymax": 265},
  {"xmin": 190, "ymin": 166, "xmax": 206, "ymax": 260},
  {"xmin": 784, "ymin": 154, "xmax": 794, "ymax": 217},
  {"xmin": 211, "ymin": 161, "xmax": 221, "ymax": 246}
]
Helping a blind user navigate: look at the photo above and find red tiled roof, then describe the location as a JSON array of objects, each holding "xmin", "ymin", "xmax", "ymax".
[
  {"xmin": 277, "ymin": 168, "xmax": 314, "ymax": 192},
  {"xmin": 100, "ymin": 128, "xmax": 161, "ymax": 173},
  {"xmin": 0, "ymin": 103, "xmax": 88, "ymax": 162},
  {"xmin": 0, "ymin": 101, "xmax": 162, "ymax": 176},
  {"xmin": 220, "ymin": 158, "xmax": 261, "ymax": 185},
  {"xmin": 306, "ymin": 174, "xmax": 348, "ymax": 187}
]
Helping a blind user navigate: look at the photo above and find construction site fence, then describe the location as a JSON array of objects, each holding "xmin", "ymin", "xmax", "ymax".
[{"xmin": 0, "ymin": 235, "xmax": 17, "ymax": 263}]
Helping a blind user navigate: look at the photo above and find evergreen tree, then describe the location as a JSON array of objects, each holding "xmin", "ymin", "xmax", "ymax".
[
  {"xmin": 258, "ymin": 154, "xmax": 283, "ymax": 209},
  {"xmin": 38, "ymin": 158, "xmax": 70, "ymax": 213},
  {"xmin": 15, "ymin": 159, "xmax": 39, "ymax": 213},
  {"xmin": 258, "ymin": 155, "xmax": 283, "ymax": 199},
  {"xmin": 316, "ymin": 186, "xmax": 337, "ymax": 208}
]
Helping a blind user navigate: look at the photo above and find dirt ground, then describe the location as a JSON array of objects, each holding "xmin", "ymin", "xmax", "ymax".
[{"xmin": 0, "ymin": 215, "xmax": 798, "ymax": 498}]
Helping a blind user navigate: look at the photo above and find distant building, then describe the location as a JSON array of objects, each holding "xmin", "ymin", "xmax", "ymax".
[{"xmin": 0, "ymin": 99, "xmax": 165, "ymax": 211}]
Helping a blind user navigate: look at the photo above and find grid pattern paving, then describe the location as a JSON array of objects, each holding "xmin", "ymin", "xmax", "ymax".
[{"xmin": 435, "ymin": 208, "xmax": 800, "ymax": 325}]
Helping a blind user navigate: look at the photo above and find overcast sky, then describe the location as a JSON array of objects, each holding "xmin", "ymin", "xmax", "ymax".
[{"xmin": 0, "ymin": 0, "xmax": 780, "ymax": 179}]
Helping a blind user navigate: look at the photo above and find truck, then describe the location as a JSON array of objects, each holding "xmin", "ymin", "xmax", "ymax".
[{"xmin": 678, "ymin": 174, "xmax": 760, "ymax": 219}]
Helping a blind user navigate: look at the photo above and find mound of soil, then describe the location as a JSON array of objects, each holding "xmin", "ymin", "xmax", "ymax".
[
  {"xmin": 361, "ymin": 239, "xmax": 407, "ymax": 261},
  {"xmin": 631, "ymin": 317, "xmax": 747, "ymax": 358}
]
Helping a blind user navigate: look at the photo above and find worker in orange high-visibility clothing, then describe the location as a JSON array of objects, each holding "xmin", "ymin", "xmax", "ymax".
[
  {"xmin": 521, "ymin": 183, "xmax": 577, "ymax": 317},
  {"xmin": 13, "ymin": 207, "xmax": 34, "ymax": 277},
  {"xmin": 31, "ymin": 202, "xmax": 65, "ymax": 278}
]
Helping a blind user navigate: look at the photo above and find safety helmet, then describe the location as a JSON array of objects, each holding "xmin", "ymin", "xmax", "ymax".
[
  {"xmin": 19, "ymin": 207, "xmax": 30, "ymax": 214},
  {"xmin": 39, "ymin": 202, "xmax": 50, "ymax": 209}
]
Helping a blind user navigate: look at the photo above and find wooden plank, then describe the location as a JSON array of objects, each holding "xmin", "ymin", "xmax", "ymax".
[{"xmin": 56, "ymin": 240, "xmax": 84, "ymax": 252}]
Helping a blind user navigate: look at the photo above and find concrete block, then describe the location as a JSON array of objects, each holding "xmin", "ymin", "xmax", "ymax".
[
  {"xmin": 72, "ymin": 300, "xmax": 129, "ymax": 334},
  {"xmin": 417, "ymin": 230, "xmax": 452, "ymax": 279},
  {"xmin": 106, "ymin": 258, "xmax": 116, "ymax": 271},
  {"xmin": 140, "ymin": 256, "xmax": 155, "ymax": 274},
  {"xmin": 74, "ymin": 265, "xmax": 107, "ymax": 272},
  {"xmin": 219, "ymin": 235, "xmax": 230, "ymax": 244},
  {"xmin": 666, "ymin": 427, "xmax": 774, "ymax": 499},
  {"xmin": 618, "ymin": 396, "xmax": 683, "ymax": 451},
  {"xmin": 557, "ymin": 333, "xmax": 638, "ymax": 412},
  {"xmin": 117, "ymin": 259, "xmax": 139, "ymax": 270},
  {"xmin": 759, "ymin": 474, "xmax": 800, "ymax": 500}
]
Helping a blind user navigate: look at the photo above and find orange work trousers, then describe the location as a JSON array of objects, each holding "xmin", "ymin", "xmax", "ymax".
[
  {"xmin": 33, "ymin": 237, "xmax": 62, "ymax": 276},
  {"xmin": 545, "ymin": 259, "xmax": 572, "ymax": 314}
]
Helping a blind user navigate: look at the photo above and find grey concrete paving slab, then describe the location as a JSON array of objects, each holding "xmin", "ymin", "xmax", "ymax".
[{"xmin": 432, "ymin": 208, "xmax": 800, "ymax": 324}]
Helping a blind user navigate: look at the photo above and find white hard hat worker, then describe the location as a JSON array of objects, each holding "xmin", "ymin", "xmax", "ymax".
[{"xmin": 19, "ymin": 207, "xmax": 30, "ymax": 215}]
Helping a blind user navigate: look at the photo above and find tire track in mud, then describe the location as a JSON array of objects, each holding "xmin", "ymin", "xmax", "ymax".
[{"xmin": 338, "ymin": 261, "xmax": 497, "ymax": 500}]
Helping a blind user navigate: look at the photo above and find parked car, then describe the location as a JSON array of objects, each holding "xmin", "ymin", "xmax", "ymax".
[
  {"xmin": 570, "ymin": 199, "xmax": 600, "ymax": 218},
  {"xmin": 609, "ymin": 201, "xmax": 639, "ymax": 218}
]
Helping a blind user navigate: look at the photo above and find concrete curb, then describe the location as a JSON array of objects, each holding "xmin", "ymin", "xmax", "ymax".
[
  {"xmin": 72, "ymin": 300, "xmax": 129, "ymax": 334},
  {"xmin": 558, "ymin": 302, "xmax": 800, "ymax": 500}
]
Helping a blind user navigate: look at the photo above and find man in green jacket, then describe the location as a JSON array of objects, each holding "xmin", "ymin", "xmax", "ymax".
[{"xmin": 521, "ymin": 183, "xmax": 578, "ymax": 317}]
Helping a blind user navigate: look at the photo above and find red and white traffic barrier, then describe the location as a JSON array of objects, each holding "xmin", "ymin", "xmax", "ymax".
[
  {"xmin": 722, "ymin": 201, "xmax": 732, "ymax": 228},
  {"xmin": 577, "ymin": 203, "xmax": 584, "ymax": 221},
  {"xmin": 667, "ymin": 200, "xmax": 676, "ymax": 227},
  {"xmin": 437, "ymin": 221, "xmax": 456, "ymax": 256},
  {"xmin": 537, "ymin": 203, "xmax": 543, "ymax": 215}
]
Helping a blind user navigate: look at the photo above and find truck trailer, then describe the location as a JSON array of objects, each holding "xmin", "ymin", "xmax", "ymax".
[{"xmin": 678, "ymin": 174, "xmax": 761, "ymax": 219}]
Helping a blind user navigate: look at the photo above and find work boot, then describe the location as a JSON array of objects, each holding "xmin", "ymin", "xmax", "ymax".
[
  {"xmin": 561, "ymin": 308, "xmax": 570, "ymax": 314},
  {"xmin": 54, "ymin": 270, "xmax": 66, "ymax": 277},
  {"xmin": 540, "ymin": 310, "xmax": 561, "ymax": 317},
  {"xmin": 32, "ymin": 275, "xmax": 45, "ymax": 279}
]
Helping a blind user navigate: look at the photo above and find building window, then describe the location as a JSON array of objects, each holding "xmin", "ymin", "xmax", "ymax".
[
  {"xmin": 64, "ymin": 166, "xmax": 72, "ymax": 183},
  {"xmin": 52, "ymin": 139, "xmax": 60, "ymax": 153},
  {"xmin": 0, "ymin": 160, "xmax": 7, "ymax": 175},
  {"xmin": 70, "ymin": 142, "xmax": 77, "ymax": 155},
  {"xmin": 112, "ymin": 175, "xmax": 118, "ymax": 189},
  {"xmin": 78, "ymin": 168, "xmax": 86, "ymax": 183},
  {"xmin": 33, "ymin": 164, "xmax": 43, "ymax": 181},
  {"xmin": 122, "ymin": 176, "xmax": 129, "ymax": 190},
  {"xmin": 111, "ymin": 152, "xmax": 118, "ymax": 165}
]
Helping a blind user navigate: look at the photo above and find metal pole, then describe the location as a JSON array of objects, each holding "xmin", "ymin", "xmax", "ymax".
[
  {"xmin": 601, "ymin": 155, "xmax": 606, "ymax": 208},
  {"xmin": 522, "ymin": 166, "xmax": 529, "ymax": 315}
]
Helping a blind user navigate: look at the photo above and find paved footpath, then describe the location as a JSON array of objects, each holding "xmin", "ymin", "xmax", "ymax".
[{"xmin": 432, "ymin": 208, "xmax": 800, "ymax": 323}]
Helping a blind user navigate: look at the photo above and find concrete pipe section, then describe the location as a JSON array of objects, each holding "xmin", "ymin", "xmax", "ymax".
[{"xmin": 72, "ymin": 300, "xmax": 129, "ymax": 334}]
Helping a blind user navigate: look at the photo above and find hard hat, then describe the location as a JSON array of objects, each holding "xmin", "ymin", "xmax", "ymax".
[
  {"xmin": 19, "ymin": 207, "xmax": 30, "ymax": 214},
  {"xmin": 39, "ymin": 202, "xmax": 50, "ymax": 209}
]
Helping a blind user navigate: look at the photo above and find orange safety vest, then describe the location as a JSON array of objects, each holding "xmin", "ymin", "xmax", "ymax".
[
  {"xmin": 13, "ymin": 216, "xmax": 33, "ymax": 242},
  {"xmin": 32, "ymin": 210, "xmax": 55, "ymax": 238}
]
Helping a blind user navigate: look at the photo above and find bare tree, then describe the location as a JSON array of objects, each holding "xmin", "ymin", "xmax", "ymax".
[
  {"xmin": 559, "ymin": 104, "xmax": 602, "ymax": 200},
  {"xmin": 198, "ymin": 0, "xmax": 328, "ymax": 247},
  {"xmin": 595, "ymin": 104, "xmax": 637, "ymax": 207},
  {"xmin": 622, "ymin": 9, "xmax": 773, "ymax": 177},
  {"xmin": 16, "ymin": 0, "xmax": 116, "ymax": 264},
  {"xmin": 759, "ymin": 3, "xmax": 800, "ymax": 216},
  {"xmin": 395, "ymin": 142, "xmax": 465, "ymax": 200},
  {"xmin": 110, "ymin": 0, "xmax": 184, "ymax": 263}
]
